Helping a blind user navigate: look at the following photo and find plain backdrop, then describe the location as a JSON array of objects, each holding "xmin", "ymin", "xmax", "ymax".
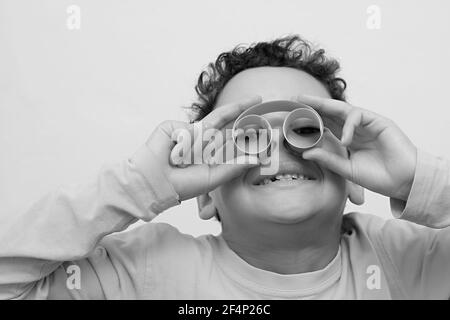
[{"xmin": 1, "ymin": 0, "xmax": 449, "ymax": 236}]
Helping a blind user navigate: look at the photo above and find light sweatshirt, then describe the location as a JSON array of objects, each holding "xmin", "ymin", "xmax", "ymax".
[{"xmin": 0, "ymin": 146, "xmax": 449, "ymax": 299}]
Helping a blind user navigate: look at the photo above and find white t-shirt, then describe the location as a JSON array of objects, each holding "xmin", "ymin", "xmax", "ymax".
[{"xmin": 0, "ymin": 147, "xmax": 449, "ymax": 299}]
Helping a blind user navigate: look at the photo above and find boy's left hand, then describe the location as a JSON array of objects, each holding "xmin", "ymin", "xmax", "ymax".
[{"xmin": 296, "ymin": 95, "xmax": 417, "ymax": 202}]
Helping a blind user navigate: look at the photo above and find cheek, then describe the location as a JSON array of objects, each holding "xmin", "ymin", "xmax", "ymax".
[
  {"xmin": 321, "ymin": 175, "xmax": 348, "ymax": 216},
  {"xmin": 210, "ymin": 178, "xmax": 249, "ymax": 212},
  {"xmin": 324, "ymin": 169, "xmax": 347, "ymax": 194}
]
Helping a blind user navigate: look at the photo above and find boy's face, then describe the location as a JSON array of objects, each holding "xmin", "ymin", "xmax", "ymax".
[{"xmin": 208, "ymin": 66, "xmax": 351, "ymax": 225}]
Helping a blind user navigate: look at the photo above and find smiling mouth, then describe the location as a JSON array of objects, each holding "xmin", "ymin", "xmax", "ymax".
[{"xmin": 254, "ymin": 173, "xmax": 317, "ymax": 186}]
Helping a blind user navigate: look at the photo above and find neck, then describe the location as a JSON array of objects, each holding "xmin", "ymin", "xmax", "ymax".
[{"xmin": 221, "ymin": 214, "xmax": 342, "ymax": 275}]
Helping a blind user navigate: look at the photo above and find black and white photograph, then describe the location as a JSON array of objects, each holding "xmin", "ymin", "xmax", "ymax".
[{"xmin": 1, "ymin": 0, "xmax": 450, "ymax": 305}]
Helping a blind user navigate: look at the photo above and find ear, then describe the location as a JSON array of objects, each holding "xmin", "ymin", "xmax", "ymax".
[
  {"xmin": 197, "ymin": 193, "xmax": 218, "ymax": 220},
  {"xmin": 347, "ymin": 181, "xmax": 365, "ymax": 205}
]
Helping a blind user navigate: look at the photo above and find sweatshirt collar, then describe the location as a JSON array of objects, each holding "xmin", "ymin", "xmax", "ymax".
[{"xmin": 210, "ymin": 234, "xmax": 342, "ymax": 297}]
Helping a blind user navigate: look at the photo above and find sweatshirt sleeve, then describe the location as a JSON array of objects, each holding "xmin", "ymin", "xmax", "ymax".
[
  {"xmin": 373, "ymin": 149, "xmax": 450, "ymax": 299},
  {"xmin": 390, "ymin": 150, "xmax": 450, "ymax": 227},
  {"xmin": 0, "ymin": 144, "xmax": 180, "ymax": 299}
]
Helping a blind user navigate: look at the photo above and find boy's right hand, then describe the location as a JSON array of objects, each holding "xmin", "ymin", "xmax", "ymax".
[{"xmin": 142, "ymin": 96, "xmax": 262, "ymax": 201}]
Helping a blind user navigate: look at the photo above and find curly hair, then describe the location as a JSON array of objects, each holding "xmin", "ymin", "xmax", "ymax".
[{"xmin": 189, "ymin": 35, "xmax": 347, "ymax": 121}]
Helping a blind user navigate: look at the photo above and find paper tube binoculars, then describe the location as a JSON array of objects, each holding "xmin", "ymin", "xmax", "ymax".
[{"xmin": 232, "ymin": 100, "xmax": 324, "ymax": 155}]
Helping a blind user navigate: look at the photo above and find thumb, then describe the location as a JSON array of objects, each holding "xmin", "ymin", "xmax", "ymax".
[
  {"xmin": 207, "ymin": 156, "xmax": 260, "ymax": 190},
  {"xmin": 302, "ymin": 148, "xmax": 353, "ymax": 180}
]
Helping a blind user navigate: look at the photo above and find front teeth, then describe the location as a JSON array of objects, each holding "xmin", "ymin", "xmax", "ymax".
[{"xmin": 259, "ymin": 173, "xmax": 312, "ymax": 185}]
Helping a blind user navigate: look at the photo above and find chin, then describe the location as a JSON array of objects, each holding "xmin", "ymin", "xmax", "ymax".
[
  {"xmin": 262, "ymin": 208, "xmax": 315, "ymax": 224},
  {"xmin": 252, "ymin": 200, "xmax": 318, "ymax": 224}
]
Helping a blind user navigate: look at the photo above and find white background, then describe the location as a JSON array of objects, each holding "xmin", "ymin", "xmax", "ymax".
[{"xmin": 1, "ymin": 0, "xmax": 449, "ymax": 236}]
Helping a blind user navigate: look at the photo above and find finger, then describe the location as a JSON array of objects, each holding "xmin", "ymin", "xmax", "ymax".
[
  {"xmin": 302, "ymin": 147, "xmax": 353, "ymax": 181},
  {"xmin": 342, "ymin": 108, "xmax": 389, "ymax": 144},
  {"xmin": 149, "ymin": 120, "xmax": 190, "ymax": 157},
  {"xmin": 158, "ymin": 123, "xmax": 194, "ymax": 166},
  {"xmin": 172, "ymin": 124, "xmax": 234, "ymax": 167},
  {"xmin": 202, "ymin": 129, "xmax": 232, "ymax": 165},
  {"xmin": 207, "ymin": 156, "xmax": 260, "ymax": 190},
  {"xmin": 173, "ymin": 123, "xmax": 229, "ymax": 167},
  {"xmin": 201, "ymin": 95, "xmax": 262, "ymax": 130},
  {"xmin": 341, "ymin": 109, "xmax": 362, "ymax": 146},
  {"xmin": 182, "ymin": 95, "xmax": 261, "ymax": 165},
  {"xmin": 169, "ymin": 122, "xmax": 209, "ymax": 166},
  {"xmin": 169, "ymin": 131, "xmax": 191, "ymax": 166},
  {"xmin": 176, "ymin": 155, "xmax": 259, "ymax": 198},
  {"xmin": 161, "ymin": 121, "xmax": 212, "ymax": 167},
  {"xmin": 295, "ymin": 94, "xmax": 352, "ymax": 120}
]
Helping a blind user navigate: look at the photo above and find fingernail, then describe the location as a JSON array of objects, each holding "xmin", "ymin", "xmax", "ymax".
[
  {"xmin": 301, "ymin": 152, "xmax": 312, "ymax": 160},
  {"xmin": 259, "ymin": 157, "xmax": 271, "ymax": 165},
  {"xmin": 244, "ymin": 156, "xmax": 260, "ymax": 165},
  {"xmin": 232, "ymin": 156, "xmax": 260, "ymax": 165}
]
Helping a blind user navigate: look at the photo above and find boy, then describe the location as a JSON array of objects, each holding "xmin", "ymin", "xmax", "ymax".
[{"xmin": 1, "ymin": 35, "xmax": 449, "ymax": 299}]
